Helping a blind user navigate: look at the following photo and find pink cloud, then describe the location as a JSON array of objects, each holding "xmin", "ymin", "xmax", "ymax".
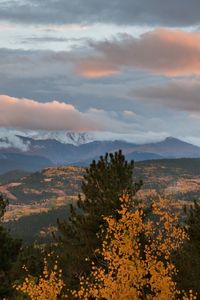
[
  {"xmin": 75, "ymin": 28, "xmax": 200, "ymax": 77},
  {"xmin": 75, "ymin": 58, "xmax": 119, "ymax": 78},
  {"xmin": 0, "ymin": 23, "xmax": 15, "ymax": 31},
  {"xmin": 0, "ymin": 95, "xmax": 99, "ymax": 131}
]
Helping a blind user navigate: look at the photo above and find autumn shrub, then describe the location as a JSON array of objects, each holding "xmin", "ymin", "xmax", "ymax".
[
  {"xmin": 15, "ymin": 256, "xmax": 64, "ymax": 300},
  {"xmin": 73, "ymin": 196, "xmax": 196, "ymax": 300}
]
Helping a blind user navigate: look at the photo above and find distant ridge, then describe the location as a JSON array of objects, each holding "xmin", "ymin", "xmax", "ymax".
[
  {"xmin": 0, "ymin": 153, "xmax": 52, "ymax": 175},
  {"xmin": 0, "ymin": 134, "xmax": 199, "ymax": 173},
  {"xmin": 0, "ymin": 170, "xmax": 30, "ymax": 184},
  {"xmin": 135, "ymin": 136, "xmax": 200, "ymax": 158}
]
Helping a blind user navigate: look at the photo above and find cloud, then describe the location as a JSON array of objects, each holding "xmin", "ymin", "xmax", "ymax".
[
  {"xmin": 190, "ymin": 113, "xmax": 200, "ymax": 120},
  {"xmin": 123, "ymin": 110, "xmax": 137, "ymax": 118},
  {"xmin": 0, "ymin": 48, "xmax": 145, "ymax": 112},
  {"xmin": 130, "ymin": 79, "xmax": 200, "ymax": 112},
  {"xmin": 0, "ymin": 97, "xmax": 199, "ymax": 146},
  {"xmin": 1, "ymin": 0, "xmax": 200, "ymax": 27},
  {"xmin": 21, "ymin": 36, "xmax": 71, "ymax": 44},
  {"xmin": 76, "ymin": 29, "xmax": 200, "ymax": 77},
  {"xmin": 37, "ymin": 24, "xmax": 90, "ymax": 32},
  {"xmin": 0, "ymin": 23, "xmax": 15, "ymax": 30},
  {"xmin": 75, "ymin": 58, "xmax": 120, "ymax": 78},
  {"xmin": 0, "ymin": 95, "xmax": 100, "ymax": 131},
  {"xmin": 0, "ymin": 48, "xmax": 76, "ymax": 80},
  {"xmin": 0, "ymin": 128, "xmax": 30, "ymax": 151},
  {"xmin": 85, "ymin": 130, "xmax": 169, "ymax": 145}
]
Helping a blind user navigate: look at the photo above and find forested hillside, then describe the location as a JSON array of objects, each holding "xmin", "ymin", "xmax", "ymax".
[
  {"xmin": 0, "ymin": 152, "xmax": 199, "ymax": 299},
  {"xmin": 1, "ymin": 158, "xmax": 199, "ymax": 244}
]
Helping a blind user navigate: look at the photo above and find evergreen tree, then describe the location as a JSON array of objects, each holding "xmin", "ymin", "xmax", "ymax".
[
  {"xmin": 0, "ymin": 193, "xmax": 21, "ymax": 298},
  {"xmin": 78, "ymin": 150, "xmax": 142, "ymax": 217},
  {"xmin": 0, "ymin": 193, "xmax": 8, "ymax": 220},
  {"xmin": 55, "ymin": 150, "xmax": 142, "ymax": 289},
  {"xmin": 174, "ymin": 200, "xmax": 200, "ymax": 297}
]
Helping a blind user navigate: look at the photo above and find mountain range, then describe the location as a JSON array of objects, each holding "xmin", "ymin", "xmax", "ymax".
[{"xmin": 0, "ymin": 132, "xmax": 200, "ymax": 174}]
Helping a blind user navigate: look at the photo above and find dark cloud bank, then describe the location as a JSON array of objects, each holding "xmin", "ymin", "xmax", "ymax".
[{"xmin": 1, "ymin": 0, "xmax": 200, "ymax": 27}]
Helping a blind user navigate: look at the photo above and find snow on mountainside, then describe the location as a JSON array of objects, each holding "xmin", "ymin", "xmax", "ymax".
[
  {"xmin": 31, "ymin": 131, "xmax": 94, "ymax": 146},
  {"xmin": 0, "ymin": 129, "xmax": 95, "ymax": 149}
]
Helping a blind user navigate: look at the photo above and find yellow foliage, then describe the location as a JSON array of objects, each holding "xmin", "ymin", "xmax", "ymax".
[
  {"xmin": 15, "ymin": 196, "xmax": 196, "ymax": 300},
  {"xmin": 73, "ymin": 196, "xmax": 196, "ymax": 300},
  {"xmin": 15, "ymin": 257, "xmax": 64, "ymax": 300}
]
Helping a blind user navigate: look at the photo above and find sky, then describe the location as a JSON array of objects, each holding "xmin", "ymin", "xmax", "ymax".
[{"xmin": 0, "ymin": 0, "xmax": 200, "ymax": 146}]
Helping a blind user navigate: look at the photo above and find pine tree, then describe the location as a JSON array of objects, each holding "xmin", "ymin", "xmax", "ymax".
[
  {"xmin": 0, "ymin": 193, "xmax": 21, "ymax": 298},
  {"xmin": 55, "ymin": 150, "xmax": 142, "ymax": 289},
  {"xmin": 175, "ymin": 201, "xmax": 200, "ymax": 296},
  {"xmin": 78, "ymin": 150, "xmax": 141, "ymax": 218},
  {"xmin": 0, "ymin": 193, "xmax": 8, "ymax": 220}
]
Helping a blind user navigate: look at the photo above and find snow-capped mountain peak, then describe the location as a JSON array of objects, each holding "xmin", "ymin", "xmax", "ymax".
[
  {"xmin": 29, "ymin": 131, "xmax": 95, "ymax": 146},
  {"xmin": 65, "ymin": 132, "xmax": 94, "ymax": 146}
]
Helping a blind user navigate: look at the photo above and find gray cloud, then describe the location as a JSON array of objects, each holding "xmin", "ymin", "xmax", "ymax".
[
  {"xmin": 0, "ymin": 44, "xmax": 199, "ymax": 145},
  {"xmin": 20, "ymin": 35, "xmax": 88, "ymax": 45},
  {"xmin": 1, "ymin": 0, "xmax": 200, "ymax": 27},
  {"xmin": 0, "ymin": 48, "xmax": 149, "ymax": 112},
  {"xmin": 130, "ymin": 79, "xmax": 200, "ymax": 112},
  {"xmin": 21, "ymin": 36, "xmax": 71, "ymax": 44}
]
